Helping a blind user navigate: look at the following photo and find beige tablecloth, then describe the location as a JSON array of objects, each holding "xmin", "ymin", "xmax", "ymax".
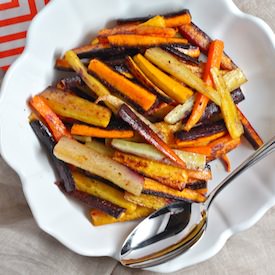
[{"xmin": 1, "ymin": 1, "xmax": 275, "ymax": 274}]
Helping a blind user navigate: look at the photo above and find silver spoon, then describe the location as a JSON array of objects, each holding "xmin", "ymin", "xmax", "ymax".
[{"xmin": 120, "ymin": 136, "xmax": 275, "ymax": 268}]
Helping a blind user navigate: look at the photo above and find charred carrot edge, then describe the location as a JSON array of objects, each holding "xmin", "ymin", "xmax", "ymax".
[
  {"xmin": 175, "ymin": 120, "xmax": 227, "ymax": 143},
  {"xmin": 179, "ymin": 134, "xmax": 229, "ymax": 156},
  {"xmin": 88, "ymin": 59, "xmax": 156, "ymax": 111},
  {"xmin": 185, "ymin": 179, "xmax": 207, "ymax": 190},
  {"xmin": 161, "ymin": 45, "xmax": 200, "ymax": 65},
  {"xmin": 178, "ymin": 22, "xmax": 237, "ymax": 70},
  {"xmin": 181, "ymin": 134, "xmax": 241, "ymax": 160},
  {"xmin": 220, "ymin": 154, "xmax": 231, "ymax": 172},
  {"xmin": 29, "ymin": 95, "xmax": 71, "ymax": 141},
  {"xmin": 208, "ymin": 136, "xmax": 241, "ymax": 160},
  {"xmin": 143, "ymin": 178, "xmax": 206, "ymax": 203},
  {"xmin": 237, "ymin": 107, "xmax": 264, "ymax": 149},
  {"xmin": 177, "ymin": 45, "xmax": 201, "ymax": 58},
  {"xmin": 72, "ymin": 43, "xmax": 110, "ymax": 58},
  {"xmin": 55, "ymin": 58, "xmax": 74, "ymax": 71},
  {"xmin": 186, "ymin": 167, "xmax": 212, "ymax": 181},
  {"xmin": 113, "ymin": 150, "xmax": 188, "ymax": 190},
  {"xmin": 118, "ymin": 104, "xmax": 187, "ymax": 168},
  {"xmin": 196, "ymin": 188, "xmax": 208, "ymax": 195},
  {"xmin": 30, "ymin": 119, "xmax": 75, "ymax": 192},
  {"xmin": 90, "ymin": 207, "xmax": 153, "ymax": 226},
  {"xmin": 98, "ymin": 25, "xmax": 177, "ymax": 38},
  {"xmin": 72, "ymin": 43, "xmax": 140, "ymax": 59},
  {"xmin": 56, "ymin": 181, "xmax": 125, "ymax": 218},
  {"xmin": 107, "ymin": 35, "xmax": 188, "ymax": 47},
  {"xmin": 56, "ymin": 75, "xmax": 83, "ymax": 90},
  {"xmin": 164, "ymin": 11, "xmax": 192, "ymax": 27},
  {"xmin": 184, "ymin": 40, "xmax": 224, "ymax": 131},
  {"xmin": 146, "ymin": 102, "xmax": 174, "ymax": 121},
  {"xmin": 115, "ymin": 9, "xmax": 191, "ymax": 27},
  {"xmin": 175, "ymin": 131, "xmax": 226, "ymax": 147},
  {"xmin": 71, "ymin": 124, "xmax": 134, "ymax": 138}
]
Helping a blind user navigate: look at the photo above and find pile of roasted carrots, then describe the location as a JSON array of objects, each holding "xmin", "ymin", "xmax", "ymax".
[{"xmin": 28, "ymin": 9, "xmax": 263, "ymax": 226}]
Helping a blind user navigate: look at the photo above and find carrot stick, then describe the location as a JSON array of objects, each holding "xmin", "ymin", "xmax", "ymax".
[
  {"xmin": 118, "ymin": 104, "xmax": 187, "ymax": 169},
  {"xmin": 220, "ymin": 154, "xmax": 231, "ymax": 172},
  {"xmin": 88, "ymin": 59, "xmax": 156, "ymax": 111},
  {"xmin": 237, "ymin": 107, "xmax": 263, "ymax": 149},
  {"xmin": 184, "ymin": 40, "xmax": 224, "ymax": 131},
  {"xmin": 107, "ymin": 35, "xmax": 188, "ymax": 47},
  {"xmin": 29, "ymin": 95, "xmax": 71, "ymax": 141},
  {"xmin": 180, "ymin": 134, "xmax": 241, "ymax": 161},
  {"xmin": 175, "ymin": 131, "xmax": 226, "ymax": 147},
  {"xmin": 98, "ymin": 25, "xmax": 176, "ymax": 38},
  {"xmin": 71, "ymin": 124, "xmax": 134, "ymax": 138}
]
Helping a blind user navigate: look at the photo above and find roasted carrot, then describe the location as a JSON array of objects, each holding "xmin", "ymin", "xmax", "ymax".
[
  {"xmin": 118, "ymin": 104, "xmax": 187, "ymax": 168},
  {"xmin": 90, "ymin": 207, "xmax": 153, "ymax": 226},
  {"xmin": 64, "ymin": 51, "xmax": 117, "ymax": 113},
  {"xmin": 175, "ymin": 120, "xmax": 227, "ymax": 146},
  {"xmin": 211, "ymin": 67, "xmax": 244, "ymax": 139},
  {"xmin": 98, "ymin": 25, "xmax": 177, "ymax": 38},
  {"xmin": 186, "ymin": 166, "xmax": 212, "ymax": 181},
  {"xmin": 133, "ymin": 53, "xmax": 193, "ymax": 104},
  {"xmin": 220, "ymin": 154, "xmax": 231, "ymax": 172},
  {"xmin": 55, "ymin": 58, "xmax": 73, "ymax": 71},
  {"xmin": 196, "ymin": 188, "xmax": 208, "ymax": 195},
  {"xmin": 29, "ymin": 95, "xmax": 71, "ymax": 141},
  {"xmin": 124, "ymin": 192, "xmax": 171, "ymax": 210},
  {"xmin": 71, "ymin": 124, "xmax": 134, "ymax": 138},
  {"xmin": 88, "ymin": 59, "xmax": 156, "ymax": 111},
  {"xmin": 107, "ymin": 35, "xmax": 188, "ymax": 47},
  {"xmin": 125, "ymin": 56, "xmax": 173, "ymax": 104},
  {"xmin": 145, "ymin": 48, "xmax": 221, "ymax": 106},
  {"xmin": 164, "ymin": 10, "xmax": 192, "ymax": 27},
  {"xmin": 237, "ymin": 107, "xmax": 263, "ymax": 149},
  {"xmin": 143, "ymin": 178, "xmax": 206, "ymax": 203},
  {"xmin": 116, "ymin": 9, "xmax": 191, "ymax": 28},
  {"xmin": 178, "ymin": 22, "xmax": 237, "ymax": 70},
  {"xmin": 181, "ymin": 134, "xmax": 241, "ymax": 161},
  {"xmin": 175, "ymin": 131, "xmax": 226, "ymax": 147},
  {"xmin": 184, "ymin": 40, "xmax": 224, "ymax": 131},
  {"xmin": 40, "ymin": 88, "xmax": 112, "ymax": 128},
  {"xmin": 113, "ymin": 151, "xmax": 188, "ymax": 190}
]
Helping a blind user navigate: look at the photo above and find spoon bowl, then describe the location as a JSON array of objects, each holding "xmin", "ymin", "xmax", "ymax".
[
  {"xmin": 120, "ymin": 201, "xmax": 206, "ymax": 268},
  {"xmin": 120, "ymin": 136, "xmax": 275, "ymax": 268}
]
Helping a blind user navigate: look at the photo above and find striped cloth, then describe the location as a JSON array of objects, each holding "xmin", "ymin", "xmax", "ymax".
[{"xmin": 0, "ymin": 0, "xmax": 50, "ymax": 72}]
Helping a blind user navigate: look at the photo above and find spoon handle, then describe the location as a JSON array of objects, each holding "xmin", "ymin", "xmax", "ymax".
[{"xmin": 205, "ymin": 136, "xmax": 275, "ymax": 209}]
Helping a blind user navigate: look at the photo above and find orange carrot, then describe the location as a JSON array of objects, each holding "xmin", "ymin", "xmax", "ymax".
[
  {"xmin": 180, "ymin": 134, "xmax": 241, "ymax": 160},
  {"xmin": 184, "ymin": 40, "xmax": 224, "ymax": 131},
  {"xmin": 107, "ymin": 35, "xmax": 188, "ymax": 47},
  {"xmin": 71, "ymin": 124, "xmax": 134, "ymax": 138},
  {"xmin": 220, "ymin": 154, "xmax": 231, "ymax": 172},
  {"xmin": 55, "ymin": 58, "xmax": 73, "ymax": 71},
  {"xmin": 186, "ymin": 168, "xmax": 212, "ymax": 181},
  {"xmin": 29, "ymin": 95, "xmax": 71, "ymax": 141},
  {"xmin": 164, "ymin": 12, "xmax": 192, "ymax": 27},
  {"xmin": 196, "ymin": 188, "xmax": 208, "ymax": 195},
  {"xmin": 88, "ymin": 59, "xmax": 156, "ymax": 111},
  {"xmin": 175, "ymin": 131, "xmax": 226, "ymax": 147},
  {"xmin": 98, "ymin": 25, "xmax": 177, "ymax": 38}
]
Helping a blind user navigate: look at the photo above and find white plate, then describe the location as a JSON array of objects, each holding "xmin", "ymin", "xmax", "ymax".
[{"xmin": 1, "ymin": 0, "xmax": 275, "ymax": 272}]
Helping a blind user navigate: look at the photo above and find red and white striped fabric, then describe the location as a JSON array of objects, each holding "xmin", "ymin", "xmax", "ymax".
[{"xmin": 0, "ymin": 0, "xmax": 50, "ymax": 72}]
